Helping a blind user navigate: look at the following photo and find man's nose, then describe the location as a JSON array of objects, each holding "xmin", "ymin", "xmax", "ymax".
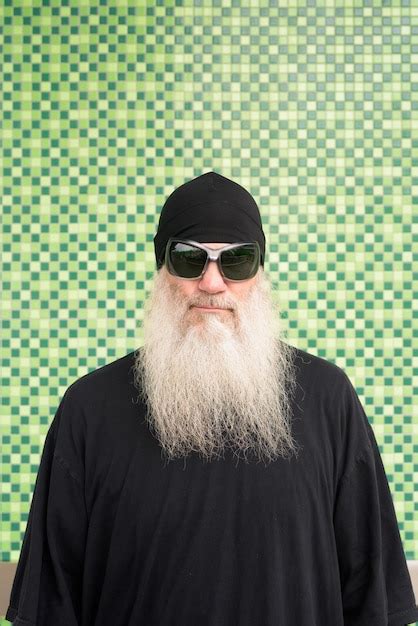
[{"xmin": 198, "ymin": 260, "xmax": 227, "ymax": 293}]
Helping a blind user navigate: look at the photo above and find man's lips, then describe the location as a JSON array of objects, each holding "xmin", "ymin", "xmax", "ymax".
[{"xmin": 191, "ymin": 305, "xmax": 232, "ymax": 312}]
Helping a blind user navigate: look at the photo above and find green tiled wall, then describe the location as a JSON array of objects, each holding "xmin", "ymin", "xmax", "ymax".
[{"xmin": 1, "ymin": 0, "xmax": 417, "ymax": 584}]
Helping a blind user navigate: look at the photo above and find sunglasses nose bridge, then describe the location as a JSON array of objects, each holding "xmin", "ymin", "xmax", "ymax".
[
  {"xmin": 204, "ymin": 249, "xmax": 225, "ymax": 279},
  {"xmin": 206, "ymin": 249, "xmax": 222, "ymax": 262}
]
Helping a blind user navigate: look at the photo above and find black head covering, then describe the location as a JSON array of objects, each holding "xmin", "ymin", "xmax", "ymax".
[{"xmin": 154, "ymin": 171, "xmax": 266, "ymax": 268}]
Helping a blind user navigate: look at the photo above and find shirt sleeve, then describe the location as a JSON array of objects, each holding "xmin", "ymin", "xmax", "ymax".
[
  {"xmin": 333, "ymin": 375, "xmax": 418, "ymax": 626},
  {"xmin": 5, "ymin": 387, "xmax": 88, "ymax": 626}
]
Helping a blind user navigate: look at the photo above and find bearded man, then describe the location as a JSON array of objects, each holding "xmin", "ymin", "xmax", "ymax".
[{"xmin": 6, "ymin": 172, "xmax": 418, "ymax": 626}]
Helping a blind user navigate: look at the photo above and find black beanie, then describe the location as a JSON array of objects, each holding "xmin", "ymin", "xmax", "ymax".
[{"xmin": 153, "ymin": 171, "xmax": 266, "ymax": 269}]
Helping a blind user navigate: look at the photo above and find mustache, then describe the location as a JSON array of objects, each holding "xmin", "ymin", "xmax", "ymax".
[{"xmin": 187, "ymin": 295, "xmax": 237, "ymax": 310}]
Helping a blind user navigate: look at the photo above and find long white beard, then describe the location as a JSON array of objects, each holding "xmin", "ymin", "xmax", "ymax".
[{"xmin": 133, "ymin": 267, "xmax": 300, "ymax": 465}]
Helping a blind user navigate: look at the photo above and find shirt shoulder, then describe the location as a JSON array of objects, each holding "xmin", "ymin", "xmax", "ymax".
[
  {"xmin": 287, "ymin": 344, "xmax": 374, "ymax": 481},
  {"xmin": 65, "ymin": 350, "xmax": 137, "ymax": 403},
  {"xmin": 289, "ymin": 344, "xmax": 351, "ymax": 401},
  {"xmin": 50, "ymin": 351, "xmax": 138, "ymax": 477}
]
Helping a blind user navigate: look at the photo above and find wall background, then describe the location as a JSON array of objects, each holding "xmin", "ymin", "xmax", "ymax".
[{"xmin": 1, "ymin": 0, "xmax": 417, "ymax": 612}]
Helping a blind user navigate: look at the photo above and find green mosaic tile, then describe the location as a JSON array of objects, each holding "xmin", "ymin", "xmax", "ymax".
[{"xmin": 1, "ymin": 1, "xmax": 417, "ymax": 585}]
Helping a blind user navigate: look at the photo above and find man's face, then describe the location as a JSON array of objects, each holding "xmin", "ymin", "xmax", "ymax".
[{"xmin": 164, "ymin": 242, "xmax": 258, "ymax": 326}]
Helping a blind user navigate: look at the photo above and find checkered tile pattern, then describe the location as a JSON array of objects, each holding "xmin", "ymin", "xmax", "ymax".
[{"xmin": 1, "ymin": 0, "xmax": 417, "ymax": 572}]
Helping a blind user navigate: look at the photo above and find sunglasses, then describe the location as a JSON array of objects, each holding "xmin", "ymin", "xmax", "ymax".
[{"xmin": 164, "ymin": 238, "xmax": 261, "ymax": 282}]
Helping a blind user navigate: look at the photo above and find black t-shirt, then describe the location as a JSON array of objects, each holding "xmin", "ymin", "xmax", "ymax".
[{"xmin": 6, "ymin": 345, "xmax": 418, "ymax": 626}]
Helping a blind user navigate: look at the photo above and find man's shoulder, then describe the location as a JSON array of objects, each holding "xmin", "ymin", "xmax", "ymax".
[
  {"xmin": 287, "ymin": 343, "xmax": 350, "ymax": 395},
  {"xmin": 65, "ymin": 350, "xmax": 138, "ymax": 403},
  {"xmin": 289, "ymin": 344, "xmax": 344, "ymax": 373}
]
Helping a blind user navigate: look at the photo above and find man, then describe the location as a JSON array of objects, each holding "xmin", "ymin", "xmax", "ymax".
[{"xmin": 6, "ymin": 172, "xmax": 418, "ymax": 625}]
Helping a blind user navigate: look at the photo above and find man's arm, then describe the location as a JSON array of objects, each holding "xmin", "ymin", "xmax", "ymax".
[
  {"xmin": 333, "ymin": 375, "xmax": 418, "ymax": 625},
  {"xmin": 6, "ymin": 390, "xmax": 88, "ymax": 625}
]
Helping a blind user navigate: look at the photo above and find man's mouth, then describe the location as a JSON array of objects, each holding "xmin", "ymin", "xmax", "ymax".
[{"xmin": 192, "ymin": 305, "xmax": 231, "ymax": 312}]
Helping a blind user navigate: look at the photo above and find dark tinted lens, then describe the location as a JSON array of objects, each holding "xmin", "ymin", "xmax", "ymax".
[
  {"xmin": 168, "ymin": 242, "xmax": 207, "ymax": 278},
  {"xmin": 221, "ymin": 244, "xmax": 259, "ymax": 280}
]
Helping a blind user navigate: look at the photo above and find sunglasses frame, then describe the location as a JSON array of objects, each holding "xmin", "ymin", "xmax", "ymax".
[{"xmin": 164, "ymin": 238, "xmax": 261, "ymax": 282}]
